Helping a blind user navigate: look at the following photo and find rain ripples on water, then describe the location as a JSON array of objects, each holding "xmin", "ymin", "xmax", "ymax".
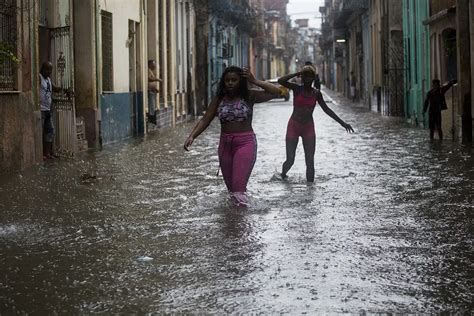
[{"xmin": 0, "ymin": 91, "xmax": 472, "ymax": 313}]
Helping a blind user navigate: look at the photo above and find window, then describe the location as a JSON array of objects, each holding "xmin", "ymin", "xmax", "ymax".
[
  {"xmin": 0, "ymin": 0, "xmax": 17, "ymax": 91},
  {"xmin": 442, "ymin": 28, "xmax": 457, "ymax": 81},
  {"xmin": 101, "ymin": 11, "xmax": 113, "ymax": 91}
]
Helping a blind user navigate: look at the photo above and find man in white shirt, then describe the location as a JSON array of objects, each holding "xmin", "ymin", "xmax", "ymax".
[
  {"xmin": 39, "ymin": 61, "xmax": 68, "ymax": 159},
  {"xmin": 147, "ymin": 59, "xmax": 162, "ymax": 125}
]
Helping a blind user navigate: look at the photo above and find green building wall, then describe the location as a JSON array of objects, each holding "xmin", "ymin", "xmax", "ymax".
[{"xmin": 403, "ymin": 0, "xmax": 430, "ymax": 127}]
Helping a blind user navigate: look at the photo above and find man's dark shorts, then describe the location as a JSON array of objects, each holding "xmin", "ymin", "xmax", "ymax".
[
  {"xmin": 41, "ymin": 110, "xmax": 55, "ymax": 142},
  {"xmin": 429, "ymin": 111, "xmax": 442, "ymax": 130}
]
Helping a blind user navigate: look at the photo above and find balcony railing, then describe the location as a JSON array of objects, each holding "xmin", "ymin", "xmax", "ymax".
[
  {"xmin": 0, "ymin": 0, "xmax": 17, "ymax": 91},
  {"xmin": 342, "ymin": 0, "xmax": 369, "ymax": 10}
]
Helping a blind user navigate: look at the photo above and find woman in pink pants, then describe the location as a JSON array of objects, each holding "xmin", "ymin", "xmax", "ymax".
[{"xmin": 184, "ymin": 66, "xmax": 280, "ymax": 206}]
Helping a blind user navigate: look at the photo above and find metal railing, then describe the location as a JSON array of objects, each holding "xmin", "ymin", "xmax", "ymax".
[{"xmin": 0, "ymin": 0, "xmax": 16, "ymax": 91}]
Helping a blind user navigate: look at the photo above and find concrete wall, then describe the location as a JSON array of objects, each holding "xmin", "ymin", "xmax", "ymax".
[
  {"xmin": 471, "ymin": 0, "xmax": 474, "ymax": 141},
  {"xmin": 0, "ymin": 0, "xmax": 42, "ymax": 172},
  {"xmin": 97, "ymin": 0, "xmax": 146, "ymax": 144},
  {"xmin": 100, "ymin": 93, "xmax": 131, "ymax": 144},
  {"xmin": 74, "ymin": 0, "xmax": 99, "ymax": 147},
  {"xmin": 99, "ymin": 0, "xmax": 140, "ymax": 93},
  {"xmin": 0, "ymin": 94, "xmax": 42, "ymax": 171},
  {"xmin": 431, "ymin": 0, "xmax": 456, "ymax": 14}
]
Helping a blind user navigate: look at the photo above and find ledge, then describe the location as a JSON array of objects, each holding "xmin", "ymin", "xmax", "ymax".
[
  {"xmin": 0, "ymin": 91, "xmax": 21, "ymax": 95},
  {"xmin": 423, "ymin": 6, "xmax": 456, "ymax": 25}
]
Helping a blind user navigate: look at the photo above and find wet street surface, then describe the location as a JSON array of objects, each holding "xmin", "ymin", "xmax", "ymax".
[{"xmin": 0, "ymin": 89, "xmax": 473, "ymax": 313}]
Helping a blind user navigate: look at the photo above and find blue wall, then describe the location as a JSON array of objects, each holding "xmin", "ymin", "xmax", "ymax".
[{"xmin": 100, "ymin": 93, "xmax": 132, "ymax": 145}]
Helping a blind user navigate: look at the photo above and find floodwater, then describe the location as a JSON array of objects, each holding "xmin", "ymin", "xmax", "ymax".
[{"xmin": 0, "ymin": 89, "xmax": 472, "ymax": 313}]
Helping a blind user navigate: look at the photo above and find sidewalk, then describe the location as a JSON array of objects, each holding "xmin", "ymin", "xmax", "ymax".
[{"xmin": 320, "ymin": 85, "xmax": 368, "ymax": 110}]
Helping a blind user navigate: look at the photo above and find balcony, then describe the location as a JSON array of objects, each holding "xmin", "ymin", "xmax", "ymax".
[
  {"xmin": 342, "ymin": 0, "xmax": 368, "ymax": 10},
  {"xmin": 331, "ymin": 0, "xmax": 368, "ymax": 28}
]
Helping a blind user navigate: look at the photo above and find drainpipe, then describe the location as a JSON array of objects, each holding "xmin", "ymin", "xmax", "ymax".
[
  {"xmin": 32, "ymin": 0, "xmax": 39, "ymax": 105},
  {"xmin": 451, "ymin": 84, "xmax": 456, "ymax": 140},
  {"xmin": 94, "ymin": 0, "xmax": 102, "ymax": 148},
  {"xmin": 141, "ymin": 0, "xmax": 147, "ymax": 135}
]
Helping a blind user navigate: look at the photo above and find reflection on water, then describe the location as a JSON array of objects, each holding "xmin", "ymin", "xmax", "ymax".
[{"xmin": 0, "ymin": 91, "xmax": 472, "ymax": 313}]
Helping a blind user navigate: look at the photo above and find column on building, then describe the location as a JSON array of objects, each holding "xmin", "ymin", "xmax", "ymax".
[
  {"xmin": 0, "ymin": 0, "xmax": 42, "ymax": 170},
  {"xmin": 403, "ymin": 0, "xmax": 430, "ymax": 125},
  {"xmin": 456, "ymin": 0, "xmax": 473, "ymax": 143},
  {"xmin": 74, "ymin": 0, "xmax": 99, "ymax": 148}
]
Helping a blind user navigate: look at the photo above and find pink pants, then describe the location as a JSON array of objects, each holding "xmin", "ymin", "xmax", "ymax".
[
  {"xmin": 286, "ymin": 118, "xmax": 315, "ymax": 140},
  {"xmin": 218, "ymin": 131, "xmax": 257, "ymax": 193}
]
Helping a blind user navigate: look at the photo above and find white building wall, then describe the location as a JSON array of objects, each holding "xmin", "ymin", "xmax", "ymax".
[{"xmin": 99, "ymin": 0, "xmax": 141, "ymax": 93}]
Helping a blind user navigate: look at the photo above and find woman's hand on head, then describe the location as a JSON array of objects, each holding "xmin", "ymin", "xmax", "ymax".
[
  {"xmin": 241, "ymin": 67, "xmax": 256, "ymax": 83},
  {"xmin": 184, "ymin": 136, "xmax": 194, "ymax": 151}
]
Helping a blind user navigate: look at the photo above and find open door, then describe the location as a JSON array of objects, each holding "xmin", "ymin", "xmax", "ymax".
[{"xmin": 39, "ymin": 0, "xmax": 76, "ymax": 158}]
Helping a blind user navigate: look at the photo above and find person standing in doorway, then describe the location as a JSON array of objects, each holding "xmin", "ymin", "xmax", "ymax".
[
  {"xmin": 147, "ymin": 59, "xmax": 162, "ymax": 125},
  {"xmin": 184, "ymin": 66, "xmax": 280, "ymax": 206},
  {"xmin": 423, "ymin": 78, "xmax": 457, "ymax": 140},
  {"xmin": 304, "ymin": 61, "xmax": 321, "ymax": 90},
  {"xmin": 278, "ymin": 65, "xmax": 354, "ymax": 182},
  {"xmin": 350, "ymin": 71, "xmax": 356, "ymax": 102},
  {"xmin": 314, "ymin": 73, "xmax": 321, "ymax": 90},
  {"xmin": 39, "ymin": 61, "xmax": 68, "ymax": 160}
]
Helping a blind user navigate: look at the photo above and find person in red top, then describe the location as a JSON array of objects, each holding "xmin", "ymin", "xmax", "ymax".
[{"xmin": 278, "ymin": 65, "xmax": 354, "ymax": 182}]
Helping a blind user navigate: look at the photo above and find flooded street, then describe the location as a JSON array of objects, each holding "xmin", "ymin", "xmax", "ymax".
[{"xmin": 0, "ymin": 90, "xmax": 472, "ymax": 313}]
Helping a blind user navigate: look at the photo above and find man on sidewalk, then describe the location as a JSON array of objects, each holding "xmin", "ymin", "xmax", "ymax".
[
  {"xmin": 39, "ymin": 61, "xmax": 69, "ymax": 160},
  {"xmin": 147, "ymin": 59, "xmax": 162, "ymax": 125},
  {"xmin": 423, "ymin": 78, "xmax": 457, "ymax": 140}
]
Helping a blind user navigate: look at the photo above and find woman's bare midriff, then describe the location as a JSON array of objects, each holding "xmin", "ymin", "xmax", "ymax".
[
  {"xmin": 221, "ymin": 121, "xmax": 254, "ymax": 133},
  {"xmin": 290, "ymin": 108, "xmax": 314, "ymax": 124}
]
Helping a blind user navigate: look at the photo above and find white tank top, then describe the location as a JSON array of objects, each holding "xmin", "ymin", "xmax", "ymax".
[{"xmin": 40, "ymin": 74, "xmax": 52, "ymax": 111}]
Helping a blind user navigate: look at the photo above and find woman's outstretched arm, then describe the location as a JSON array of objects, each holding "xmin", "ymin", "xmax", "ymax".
[
  {"xmin": 317, "ymin": 91, "xmax": 354, "ymax": 133},
  {"xmin": 184, "ymin": 96, "xmax": 220, "ymax": 150}
]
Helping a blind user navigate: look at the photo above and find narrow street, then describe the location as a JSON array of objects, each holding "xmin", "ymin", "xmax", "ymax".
[{"xmin": 0, "ymin": 90, "xmax": 472, "ymax": 313}]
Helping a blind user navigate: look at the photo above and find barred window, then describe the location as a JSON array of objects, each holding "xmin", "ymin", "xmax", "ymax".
[
  {"xmin": 0, "ymin": 0, "xmax": 17, "ymax": 91},
  {"xmin": 101, "ymin": 10, "xmax": 113, "ymax": 91}
]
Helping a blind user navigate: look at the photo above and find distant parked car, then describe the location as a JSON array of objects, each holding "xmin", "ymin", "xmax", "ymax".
[{"xmin": 266, "ymin": 78, "xmax": 290, "ymax": 101}]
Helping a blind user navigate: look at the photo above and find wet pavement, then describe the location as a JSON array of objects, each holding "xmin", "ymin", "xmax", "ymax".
[{"xmin": 0, "ymin": 89, "xmax": 473, "ymax": 313}]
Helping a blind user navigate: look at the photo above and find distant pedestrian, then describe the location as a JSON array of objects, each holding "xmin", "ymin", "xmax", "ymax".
[
  {"xmin": 39, "ymin": 61, "xmax": 69, "ymax": 160},
  {"xmin": 314, "ymin": 73, "xmax": 321, "ymax": 90},
  {"xmin": 350, "ymin": 71, "xmax": 356, "ymax": 102},
  {"xmin": 278, "ymin": 65, "xmax": 354, "ymax": 182},
  {"xmin": 184, "ymin": 66, "xmax": 280, "ymax": 206},
  {"xmin": 303, "ymin": 61, "xmax": 321, "ymax": 90},
  {"xmin": 147, "ymin": 60, "xmax": 162, "ymax": 125},
  {"xmin": 423, "ymin": 78, "xmax": 457, "ymax": 140}
]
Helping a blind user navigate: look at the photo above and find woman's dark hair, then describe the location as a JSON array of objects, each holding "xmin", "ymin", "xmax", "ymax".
[{"xmin": 216, "ymin": 66, "xmax": 250, "ymax": 101}]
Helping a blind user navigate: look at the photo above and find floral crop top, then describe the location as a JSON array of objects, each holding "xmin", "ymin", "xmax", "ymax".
[{"xmin": 217, "ymin": 97, "xmax": 252, "ymax": 123}]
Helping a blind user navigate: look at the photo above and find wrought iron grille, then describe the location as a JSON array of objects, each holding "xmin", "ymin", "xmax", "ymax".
[
  {"xmin": 101, "ymin": 11, "xmax": 113, "ymax": 91},
  {"xmin": 50, "ymin": 25, "xmax": 76, "ymax": 158},
  {"xmin": 0, "ymin": 0, "xmax": 17, "ymax": 91}
]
